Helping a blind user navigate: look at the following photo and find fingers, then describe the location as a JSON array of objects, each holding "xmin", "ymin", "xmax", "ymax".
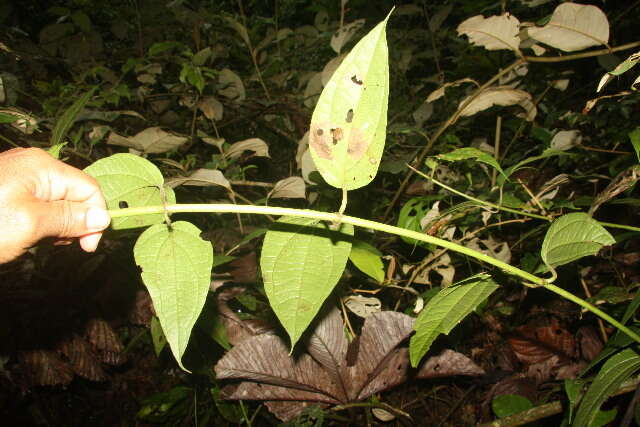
[{"xmin": 32, "ymin": 200, "xmax": 111, "ymax": 242}]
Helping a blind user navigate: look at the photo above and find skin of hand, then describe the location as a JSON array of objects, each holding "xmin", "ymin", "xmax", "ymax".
[{"xmin": 0, "ymin": 147, "xmax": 111, "ymax": 264}]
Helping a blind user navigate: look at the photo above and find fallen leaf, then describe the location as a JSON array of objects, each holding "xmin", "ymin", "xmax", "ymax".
[
  {"xmin": 416, "ymin": 349, "xmax": 485, "ymax": 378},
  {"xmin": 508, "ymin": 318, "xmax": 576, "ymax": 365},
  {"xmin": 215, "ymin": 308, "xmax": 415, "ymax": 421},
  {"xmin": 344, "ymin": 295, "xmax": 381, "ymax": 318}
]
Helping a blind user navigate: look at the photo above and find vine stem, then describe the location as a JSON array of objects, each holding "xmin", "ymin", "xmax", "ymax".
[{"xmin": 108, "ymin": 203, "xmax": 640, "ymax": 345}]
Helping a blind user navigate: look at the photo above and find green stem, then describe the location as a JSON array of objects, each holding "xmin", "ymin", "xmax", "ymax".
[
  {"xmin": 415, "ymin": 167, "xmax": 640, "ymax": 233},
  {"xmin": 108, "ymin": 203, "xmax": 640, "ymax": 345}
]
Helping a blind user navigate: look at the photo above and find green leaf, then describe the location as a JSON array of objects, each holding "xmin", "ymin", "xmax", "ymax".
[
  {"xmin": 349, "ymin": 239, "xmax": 385, "ymax": 282},
  {"xmin": 150, "ymin": 315, "xmax": 167, "ymax": 357},
  {"xmin": 260, "ymin": 216, "xmax": 353, "ymax": 348},
  {"xmin": 84, "ymin": 153, "xmax": 176, "ymax": 230},
  {"xmin": 565, "ymin": 378, "xmax": 586, "ymax": 423},
  {"xmin": 308, "ymin": 11, "xmax": 391, "ymax": 190},
  {"xmin": 492, "ymin": 394, "xmax": 533, "ymax": 418},
  {"xmin": 410, "ymin": 273, "xmax": 498, "ymax": 367},
  {"xmin": 134, "ymin": 221, "xmax": 213, "ymax": 371},
  {"xmin": 51, "ymin": 86, "xmax": 96, "ymax": 146},
  {"xmin": 629, "ymin": 128, "xmax": 640, "ymax": 163},
  {"xmin": 541, "ymin": 213, "xmax": 615, "ymax": 268},
  {"xmin": 436, "ymin": 147, "xmax": 506, "ymax": 179},
  {"xmin": 574, "ymin": 348, "xmax": 640, "ymax": 427},
  {"xmin": 0, "ymin": 113, "xmax": 18, "ymax": 124}
]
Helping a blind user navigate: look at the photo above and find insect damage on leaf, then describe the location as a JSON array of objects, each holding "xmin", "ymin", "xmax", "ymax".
[{"xmin": 308, "ymin": 10, "xmax": 391, "ymax": 190}]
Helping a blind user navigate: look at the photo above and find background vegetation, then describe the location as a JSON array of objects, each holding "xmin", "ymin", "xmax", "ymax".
[{"xmin": 1, "ymin": 0, "xmax": 640, "ymax": 425}]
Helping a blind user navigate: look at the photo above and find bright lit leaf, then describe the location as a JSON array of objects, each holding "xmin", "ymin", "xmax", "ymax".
[
  {"xmin": 541, "ymin": 213, "xmax": 615, "ymax": 268},
  {"xmin": 309, "ymin": 11, "xmax": 391, "ymax": 190},
  {"xmin": 134, "ymin": 221, "xmax": 213, "ymax": 371},
  {"xmin": 349, "ymin": 239, "xmax": 385, "ymax": 282},
  {"xmin": 84, "ymin": 153, "xmax": 176, "ymax": 230},
  {"xmin": 410, "ymin": 273, "xmax": 498, "ymax": 367},
  {"xmin": 260, "ymin": 216, "xmax": 353, "ymax": 348}
]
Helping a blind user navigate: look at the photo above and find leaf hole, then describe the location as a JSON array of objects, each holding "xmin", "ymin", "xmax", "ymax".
[
  {"xmin": 119, "ymin": 201, "xmax": 129, "ymax": 209},
  {"xmin": 346, "ymin": 109, "xmax": 354, "ymax": 123}
]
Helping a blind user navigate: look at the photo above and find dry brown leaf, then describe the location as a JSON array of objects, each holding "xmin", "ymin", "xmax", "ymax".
[
  {"xmin": 457, "ymin": 14, "xmax": 521, "ymax": 52},
  {"xmin": 197, "ymin": 96, "xmax": 223, "ymax": 120},
  {"xmin": 107, "ymin": 127, "xmax": 188, "ymax": 154},
  {"xmin": 215, "ymin": 308, "xmax": 415, "ymax": 421},
  {"xmin": 226, "ymin": 138, "xmax": 270, "ymax": 159},
  {"xmin": 19, "ymin": 350, "xmax": 74, "ymax": 386},
  {"xmin": 269, "ymin": 177, "xmax": 306, "ymax": 199},
  {"xmin": 344, "ymin": 295, "xmax": 381, "ymax": 318},
  {"xmin": 508, "ymin": 318, "xmax": 576, "ymax": 365},
  {"xmin": 416, "ymin": 349, "xmax": 485, "ymax": 379},
  {"xmin": 527, "ymin": 3, "xmax": 609, "ymax": 52},
  {"xmin": 330, "ymin": 19, "xmax": 365, "ymax": 54},
  {"xmin": 427, "ymin": 78, "xmax": 478, "ymax": 103},
  {"xmin": 59, "ymin": 334, "xmax": 106, "ymax": 382},
  {"xmin": 168, "ymin": 168, "xmax": 231, "ymax": 189},
  {"xmin": 459, "ymin": 87, "xmax": 537, "ymax": 121},
  {"xmin": 218, "ymin": 68, "xmax": 246, "ymax": 102}
]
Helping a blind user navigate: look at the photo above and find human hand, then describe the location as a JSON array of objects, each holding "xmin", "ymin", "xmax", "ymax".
[{"xmin": 0, "ymin": 147, "xmax": 110, "ymax": 263}]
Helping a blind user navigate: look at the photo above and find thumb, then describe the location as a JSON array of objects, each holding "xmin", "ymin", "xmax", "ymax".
[{"xmin": 32, "ymin": 200, "xmax": 111, "ymax": 239}]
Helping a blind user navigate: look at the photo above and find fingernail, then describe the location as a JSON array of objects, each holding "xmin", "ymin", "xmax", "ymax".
[{"xmin": 86, "ymin": 207, "xmax": 111, "ymax": 230}]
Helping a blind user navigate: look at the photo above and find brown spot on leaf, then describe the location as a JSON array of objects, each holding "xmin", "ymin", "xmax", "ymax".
[
  {"xmin": 346, "ymin": 109, "xmax": 354, "ymax": 123},
  {"xmin": 309, "ymin": 122, "xmax": 334, "ymax": 160},
  {"xmin": 331, "ymin": 128, "xmax": 344, "ymax": 144},
  {"xmin": 351, "ymin": 75, "xmax": 363, "ymax": 85},
  {"xmin": 347, "ymin": 127, "xmax": 369, "ymax": 160}
]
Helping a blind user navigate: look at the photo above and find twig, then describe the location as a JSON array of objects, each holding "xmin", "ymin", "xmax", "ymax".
[
  {"xmin": 479, "ymin": 376, "xmax": 640, "ymax": 427},
  {"xmin": 580, "ymin": 278, "xmax": 608, "ymax": 343}
]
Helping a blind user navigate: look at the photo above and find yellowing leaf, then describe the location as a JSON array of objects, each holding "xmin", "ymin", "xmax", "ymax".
[
  {"xmin": 527, "ymin": 3, "xmax": 609, "ymax": 52},
  {"xmin": 134, "ymin": 221, "xmax": 213, "ymax": 371},
  {"xmin": 457, "ymin": 14, "xmax": 521, "ymax": 52},
  {"xmin": 309, "ymin": 11, "xmax": 391, "ymax": 190},
  {"xmin": 107, "ymin": 126, "xmax": 188, "ymax": 154},
  {"xmin": 459, "ymin": 87, "xmax": 537, "ymax": 121}
]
